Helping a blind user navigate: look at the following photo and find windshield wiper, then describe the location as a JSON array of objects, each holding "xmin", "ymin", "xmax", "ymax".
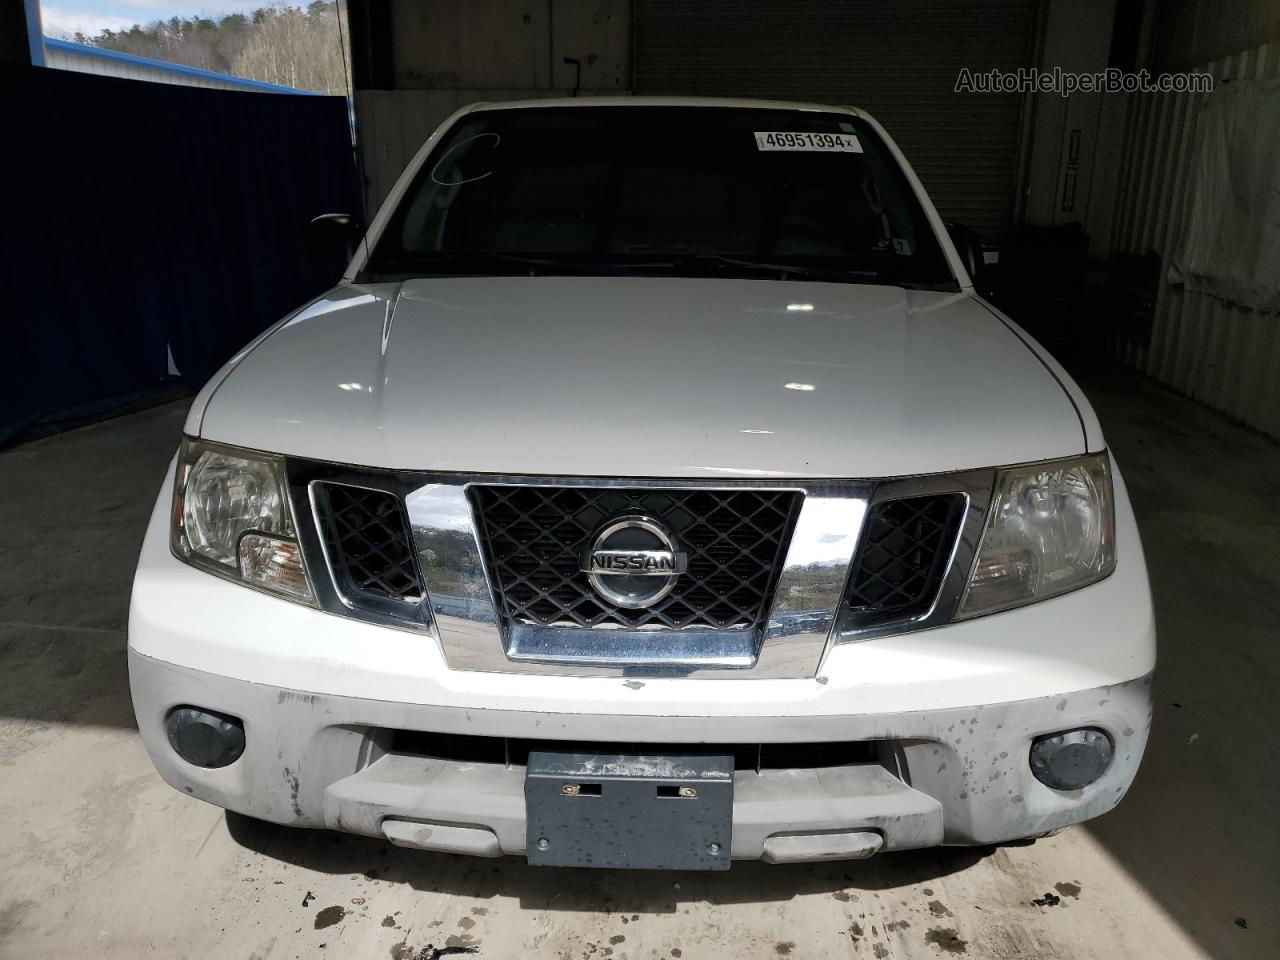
[
  {"xmin": 369, "ymin": 250, "xmax": 946, "ymax": 288},
  {"xmin": 664, "ymin": 254, "xmax": 883, "ymax": 284},
  {"xmin": 668, "ymin": 254, "xmax": 959, "ymax": 289},
  {"xmin": 371, "ymin": 251, "xmax": 672, "ymax": 278}
]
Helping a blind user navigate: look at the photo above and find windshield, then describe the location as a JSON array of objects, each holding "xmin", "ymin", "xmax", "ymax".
[{"xmin": 365, "ymin": 105, "xmax": 957, "ymax": 290}]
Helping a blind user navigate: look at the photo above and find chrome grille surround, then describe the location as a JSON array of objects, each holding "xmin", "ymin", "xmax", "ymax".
[{"xmin": 285, "ymin": 462, "xmax": 996, "ymax": 679}]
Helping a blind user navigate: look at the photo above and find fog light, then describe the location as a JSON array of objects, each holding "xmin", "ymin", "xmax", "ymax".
[
  {"xmin": 165, "ymin": 706, "xmax": 245, "ymax": 768},
  {"xmin": 1029, "ymin": 728, "xmax": 1113, "ymax": 790}
]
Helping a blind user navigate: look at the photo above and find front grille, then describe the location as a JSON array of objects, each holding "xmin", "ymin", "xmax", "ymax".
[
  {"xmin": 471, "ymin": 486, "xmax": 801, "ymax": 630},
  {"xmin": 314, "ymin": 483, "xmax": 423, "ymax": 606},
  {"xmin": 845, "ymin": 494, "xmax": 965, "ymax": 626},
  {"xmin": 392, "ymin": 730, "xmax": 881, "ymax": 772}
]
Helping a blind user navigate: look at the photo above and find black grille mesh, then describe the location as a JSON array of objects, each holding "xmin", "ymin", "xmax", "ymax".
[
  {"xmin": 316, "ymin": 484, "xmax": 422, "ymax": 605},
  {"xmin": 471, "ymin": 486, "xmax": 800, "ymax": 630},
  {"xmin": 846, "ymin": 494, "xmax": 965, "ymax": 624},
  {"xmin": 392, "ymin": 730, "xmax": 880, "ymax": 772}
]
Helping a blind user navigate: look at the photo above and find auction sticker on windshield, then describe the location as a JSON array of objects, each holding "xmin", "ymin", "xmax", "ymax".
[{"xmin": 754, "ymin": 131, "xmax": 862, "ymax": 152}]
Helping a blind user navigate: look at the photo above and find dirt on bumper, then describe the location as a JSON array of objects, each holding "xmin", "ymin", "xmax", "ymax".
[{"xmin": 128, "ymin": 649, "xmax": 1153, "ymax": 858}]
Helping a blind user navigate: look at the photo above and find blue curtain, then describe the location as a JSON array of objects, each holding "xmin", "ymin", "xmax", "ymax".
[{"xmin": 0, "ymin": 63, "xmax": 363, "ymax": 447}]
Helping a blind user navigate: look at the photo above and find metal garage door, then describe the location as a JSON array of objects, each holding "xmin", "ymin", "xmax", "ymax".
[{"xmin": 634, "ymin": 0, "xmax": 1038, "ymax": 243}]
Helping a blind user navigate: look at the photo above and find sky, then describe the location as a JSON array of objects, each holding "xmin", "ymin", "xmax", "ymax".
[{"xmin": 39, "ymin": 1, "xmax": 276, "ymax": 38}]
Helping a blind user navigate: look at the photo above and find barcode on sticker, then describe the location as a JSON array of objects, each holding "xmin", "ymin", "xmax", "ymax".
[{"xmin": 754, "ymin": 131, "xmax": 862, "ymax": 153}]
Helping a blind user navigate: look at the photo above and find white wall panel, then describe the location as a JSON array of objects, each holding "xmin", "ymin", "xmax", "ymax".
[{"xmin": 1108, "ymin": 43, "xmax": 1280, "ymax": 439}]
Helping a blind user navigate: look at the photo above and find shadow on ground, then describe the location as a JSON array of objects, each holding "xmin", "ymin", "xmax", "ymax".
[
  {"xmin": 0, "ymin": 402, "xmax": 188, "ymax": 730},
  {"xmin": 226, "ymin": 810, "xmax": 999, "ymax": 911},
  {"xmin": 1064, "ymin": 355, "xmax": 1280, "ymax": 959}
]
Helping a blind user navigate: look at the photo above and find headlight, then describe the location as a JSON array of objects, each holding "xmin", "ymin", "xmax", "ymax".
[
  {"xmin": 957, "ymin": 453, "xmax": 1115, "ymax": 618},
  {"xmin": 171, "ymin": 439, "xmax": 314, "ymax": 602}
]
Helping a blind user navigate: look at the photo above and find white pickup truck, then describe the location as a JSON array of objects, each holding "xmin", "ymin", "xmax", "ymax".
[{"xmin": 129, "ymin": 98, "xmax": 1154, "ymax": 870}]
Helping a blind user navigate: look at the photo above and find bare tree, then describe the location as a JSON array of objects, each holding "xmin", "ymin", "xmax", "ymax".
[
  {"xmin": 90, "ymin": 3, "xmax": 350, "ymax": 96},
  {"xmin": 233, "ymin": 3, "xmax": 350, "ymax": 96}
]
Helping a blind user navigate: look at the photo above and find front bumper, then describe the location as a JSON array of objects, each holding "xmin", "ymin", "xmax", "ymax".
[
  {"xmin": 130, "ymin": 648, "xmax": 1152, "ymax": 859},
  {"xmin": 128, "ymin": 455, "xmax": 1156, "ymax": 862}
]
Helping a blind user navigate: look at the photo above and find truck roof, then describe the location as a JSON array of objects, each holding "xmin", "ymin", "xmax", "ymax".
[{"xmin": 465, "ymin": 95, "xmax": 867, "ymax": 118}]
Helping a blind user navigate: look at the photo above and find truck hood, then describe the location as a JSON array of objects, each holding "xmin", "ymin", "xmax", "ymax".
[{"xmin": 195, "ymin": 277, "xmax": 1085, "ymax": 478}]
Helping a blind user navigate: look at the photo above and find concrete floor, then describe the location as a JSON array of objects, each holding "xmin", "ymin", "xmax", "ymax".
[{"xmin": 1, "ymin": 360, "xmax": 1276, "ymax": 960}]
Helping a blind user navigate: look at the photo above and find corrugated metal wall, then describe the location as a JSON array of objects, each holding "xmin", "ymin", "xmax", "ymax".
[
  {"xmin": 46, "ymin": 43, "xmax": 229, "ymax": 89},
  {"xmin": 1109, "ymin": 43, "xmax": 1280, "ymax": 439},
  {"xmin": 42, "ymin": 39, "xmax": 306, "ymax": 94},
  {"xmin": 1, "ymin": 62, "xmax": 360, "ymax": 446},
  {"xmin": 633, "ymin": 0, "xmax": 1038, "ymax": 243}
]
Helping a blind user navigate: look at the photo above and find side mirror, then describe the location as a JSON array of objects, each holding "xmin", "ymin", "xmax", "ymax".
[
  {"xmin": 308, "ymin": 212, "xmax": 363, "ymax": 275},
  {"xmin": 945, "ymin": 222, "xmax": 985, "ymax": 284}
]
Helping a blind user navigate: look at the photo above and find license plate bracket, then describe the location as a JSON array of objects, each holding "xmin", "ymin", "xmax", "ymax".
[{"xmin": 525, "ymin": 752, "xmax": 734, "ymax": 870}]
